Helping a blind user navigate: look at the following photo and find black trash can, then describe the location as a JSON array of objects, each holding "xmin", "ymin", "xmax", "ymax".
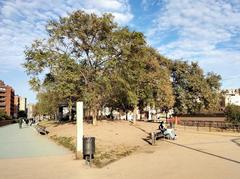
[{"xmin": 83, "ymin": 137, "xmax": 95, "ymax": 160}]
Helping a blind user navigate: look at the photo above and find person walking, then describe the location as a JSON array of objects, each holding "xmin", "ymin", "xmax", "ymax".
[{"xmin": 18, "ymin": 117, "xmax": 23, "ymax": 129}]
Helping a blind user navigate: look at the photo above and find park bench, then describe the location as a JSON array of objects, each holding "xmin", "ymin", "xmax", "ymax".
[
  {"xmin": 150, "ymin": 121, "xmax": 177, "ymax": 145},
  {"xmin": 150, "ymin": 130, "xmax": 165, "ymax": 145},
  {"xmin": 35, "ymin": 124, "xmax": 48, "ymax": 135}
]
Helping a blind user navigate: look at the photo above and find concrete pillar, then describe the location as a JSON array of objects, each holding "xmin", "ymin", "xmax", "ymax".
[
  {"xmin": 76, "ymin": 101, "xmax": 83, "ymax": 159},
  {"xmin": 148, "ymin": 109, "xmax": 152, "ymax": 121}
]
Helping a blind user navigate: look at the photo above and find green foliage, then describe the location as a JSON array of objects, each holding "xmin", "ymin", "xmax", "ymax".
[
  {"xmin": 18, "ymin": 110, "xmax": 27, "ymax": 118},
  {"xmin": 171, "ymin": 61, "xmax": 221, "ymax": 114},
  {"xmin": 24, "ymin": 10, "xmax": 175, "ymax": 119},
  {"xmin": 0, "ymin": 110, "xmax": 10, "ymax": 120},
  {"xmin": 225, "ymin": 105, "xmax": 240, "ymax": 124},
  {"xmin": 24, "ymin": 10, "xmax": 221, "ymax": 119},
  {"xmin": 34, "ymin": 91, "xmax": 59, "ymax": 119}
]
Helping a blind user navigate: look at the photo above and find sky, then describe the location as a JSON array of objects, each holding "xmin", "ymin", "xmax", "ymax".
[{"xmin": 0, "ymin": 0, "xmax": 240, "ymax": 104}]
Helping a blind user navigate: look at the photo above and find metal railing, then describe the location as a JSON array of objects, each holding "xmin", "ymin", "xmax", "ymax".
[{"xmin": 178, "ymin": 120, "xmax": 240, "ymax": 132}]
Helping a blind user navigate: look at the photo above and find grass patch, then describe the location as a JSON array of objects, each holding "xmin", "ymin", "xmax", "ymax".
[
  {"xmin": 49, "ymin": 134, "xmax": 139, "ymax": 168},
  {"xmin": 38, "ymin": 120, "xmax": 56, "ymax": 127},
  {"xmin": 50, "ymin": 135, "xmax": 76, "ymax": 152},
  {"xmin": 93, "ymin": 145, "xmax": 139, "ymax": 168}
]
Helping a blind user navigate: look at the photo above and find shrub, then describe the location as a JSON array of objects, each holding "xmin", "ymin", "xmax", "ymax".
[
  {"xmin": 0, "ymin": 110, "xmax": 10, "ymax": 121},
  {"xmin": 18, "ymin": 110, "xmax": 27, "ymax": 118},
  {"xmin": 225, "ymin": 105, "xmax": 240, "ymax": 124}
]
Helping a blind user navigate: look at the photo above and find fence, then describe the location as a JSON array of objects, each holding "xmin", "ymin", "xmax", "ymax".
[{"xmin": 178, "ymin": 120, "xmax": 240, "ymax": 132}]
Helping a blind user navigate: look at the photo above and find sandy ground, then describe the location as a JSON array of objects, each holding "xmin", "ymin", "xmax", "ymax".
[
  {"xmin": 0, "ymin": 121, "xmax": 240, "ymax": 179},
  {"xmin": 46, "ymin": 120, "xmax": 158, "ymax": 147}
]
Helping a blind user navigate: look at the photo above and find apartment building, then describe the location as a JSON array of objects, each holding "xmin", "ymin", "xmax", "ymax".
[
  {"xmin": 14, "ymin": 95, "xmax": 20, "ymax": 118},
  {"xmin": 0, "ymin": 80, "xmax": 15, "ymax": 117},
  {"xmin": 19, "ymin": 97, "xmax": 27, "ymax": 112},
  {"xmin": 224, "ymin": 89, "xmax": 240, "ymax": 106},
  {"xmin": 27, "ymin": 103, "xmax": 34, "ymax": 119}
]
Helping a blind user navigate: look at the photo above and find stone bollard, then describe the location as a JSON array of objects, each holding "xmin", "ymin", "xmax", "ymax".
[{"xmin": 151, "ymin": 132, "xmax": 156, "ymax": 145}]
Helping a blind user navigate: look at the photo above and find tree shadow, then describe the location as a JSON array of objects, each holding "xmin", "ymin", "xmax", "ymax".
[
  {"xmin": 166, "ymin": 140, "xmax": 240, "ymax": 165},
  {"xmin": 142, "ymin": 137, "xmax": 152, "ymax": 145},
  {"xmin": 131, "ymin": 125, "xmax": 149, "ymax": 134},
  {"xmin": 231, "ymin": 137, "xmax": 240, "ymax": 147}
]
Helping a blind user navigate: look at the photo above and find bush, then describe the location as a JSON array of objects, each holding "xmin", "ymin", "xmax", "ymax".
[
  {"xmin": 18, "ymin": 110, "xmax": 27, "ymax": 118},
  {"xmin": 0, "ymin": 110, "xmax": 10, "ymax": 121},
  {"xmin": 225, "ymin": 105, "xmax": 240, "ymax": 124}
]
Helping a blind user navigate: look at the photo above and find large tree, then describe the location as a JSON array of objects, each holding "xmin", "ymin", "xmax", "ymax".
[
  {"xmin": 24, "ymin": 11, "xmax": 119, "ymax": 122},
  {"xmin": 171, "ymin": 61, "xmax": 221, "ymax": 114},
  {"xmin": 25, "ymin": 10, "xmax": 221, "ymax": 121},
  {"xmin": 24, "ymin": 11, "xmax": 174, "ymax": 122}
]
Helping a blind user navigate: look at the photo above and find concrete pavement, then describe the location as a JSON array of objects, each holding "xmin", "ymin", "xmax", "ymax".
[{"xmin": 0, "ymin": 124, "xmax": 71, "ymax": 159}]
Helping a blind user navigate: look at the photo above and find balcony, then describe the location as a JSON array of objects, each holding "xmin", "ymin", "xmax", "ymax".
[{"xmin": 0, "ymin": 102, "xmax": 6, "ymax": 107}]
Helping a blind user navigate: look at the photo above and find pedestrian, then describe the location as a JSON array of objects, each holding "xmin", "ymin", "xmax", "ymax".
[
  {"xmin": 169, "ymin": 115, "xmax": 173, "ymax": 128},
  {"xmin": 25, "ymin": 118, "xmax": 29, "ymax": 125},
  {"xmin": 18, "ymin": 118, "xmax": 23, "ymax": 129},
  {"xmin": 30, "ymin": 118, "xmax": 35, "ymax": 126}
]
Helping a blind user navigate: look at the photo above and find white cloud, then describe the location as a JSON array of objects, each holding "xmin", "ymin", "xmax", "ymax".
[
  {"xmin": 0, "ymin": 0, "xmax": 133, "ymax": 72},
  {"xmin": 141, "ymin": 0, "xmax": 163, "ymax": 11},
  {"xmin": 112, "ymin": 12, "xmax": 134, "ymax": 24},
  {"xmin": 147, "ymin": 0, "xmax": 240, "ymax": 88},
  {"xmin": 83, "ymin": 0, "xmax": 124, "ymax": 11}
]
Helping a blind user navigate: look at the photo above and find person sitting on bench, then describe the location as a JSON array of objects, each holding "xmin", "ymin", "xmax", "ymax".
[{"xmin": 159, "ymin": 121, "xmax": 166, "ymax": 133}]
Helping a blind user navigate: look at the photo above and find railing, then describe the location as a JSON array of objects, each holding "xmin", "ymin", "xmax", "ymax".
[{"xmin": 178, "ymin": 120, "xmax": 240, "ymax": 132}]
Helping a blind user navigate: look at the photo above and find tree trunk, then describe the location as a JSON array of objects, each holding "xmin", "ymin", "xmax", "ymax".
[
  {"xmin": 133, "ymin": 106, "xmax": 138, "ymax": 125},
  {"xmin": 110, "ymin": 108, "xmax": 114, "ymax": 120},
  {"xmin": 92, "ymin": 109, "xmax": 97, "ymax": 126},
  {"xmin": 96, "ymin": 109, "xmax": 100, "ymax": 120},
  {"xmin": 68, "ymin": 99, "xmax": 73, "ymax": 121},
  {"xmin": 140, "ymin": 109, "xmax": 143, "ymax": 120}
]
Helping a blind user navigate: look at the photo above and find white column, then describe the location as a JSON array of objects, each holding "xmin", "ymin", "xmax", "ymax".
[
  {"xmin": 148, "ymin": 106, "xmax": 152, "ymax": 121},
  {"xmin": 76, "ymin": 101, "xmax": 83, "ymax": 158},
  {"xmin": 148, "ymin": 110, "xmax": 152, "ymax": 120}
]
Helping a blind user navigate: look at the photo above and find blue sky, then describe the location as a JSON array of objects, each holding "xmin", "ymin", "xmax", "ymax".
[{"xmin": 0, "ymin": 0, "xmax": 240, "ymax": 103}]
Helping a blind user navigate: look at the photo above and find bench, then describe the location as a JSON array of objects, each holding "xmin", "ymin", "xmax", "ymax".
[
  {"xmin": 35, "ymin": 125, "xmax": 48, "ymax": 135},
  {"xmin": 150, "ymin": 130, "xmax": 165, "ymax": 145}
]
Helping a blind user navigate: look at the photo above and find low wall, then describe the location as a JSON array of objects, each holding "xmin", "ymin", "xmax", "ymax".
[
  {"xmin": 180, "ymin": 117, "xmax": 225, "ymax": 122},
  {"xmin": 0, "ymin": 120, "xmax": 14, "ymax": 127}
]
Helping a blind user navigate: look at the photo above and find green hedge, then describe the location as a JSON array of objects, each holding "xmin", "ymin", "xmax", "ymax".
[{"xmin": 225, "ymin": 105, "xmax": 240, "ymax": 124}]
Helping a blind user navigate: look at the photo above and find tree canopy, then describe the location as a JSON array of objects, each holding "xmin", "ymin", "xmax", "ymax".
[
  {"xmin": 170, "ymin": 61, "xmax": 221, "ymax": 114},
  {"xmin": 225, "ymin": 105, "xmax": 240, "ymax": 124},
  {"xmin": 24, "ymin": 10, "xmax": 222, "ymax": 120}
]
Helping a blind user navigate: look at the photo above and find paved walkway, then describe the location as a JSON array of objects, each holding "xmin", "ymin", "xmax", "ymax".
[{"xmin": 0, "ymin": 124, "xmax": 71, "ymax": 159}]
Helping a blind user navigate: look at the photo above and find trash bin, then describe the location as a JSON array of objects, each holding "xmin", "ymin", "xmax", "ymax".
[{"xmin": 83, "ymin": 137, "xmax": 95, "ymax": 160}]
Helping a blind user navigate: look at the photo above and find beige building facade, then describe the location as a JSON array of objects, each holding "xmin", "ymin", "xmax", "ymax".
[{"xmin": 19, "ymin": 97, "xmax": 27, "ymax": 112}]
